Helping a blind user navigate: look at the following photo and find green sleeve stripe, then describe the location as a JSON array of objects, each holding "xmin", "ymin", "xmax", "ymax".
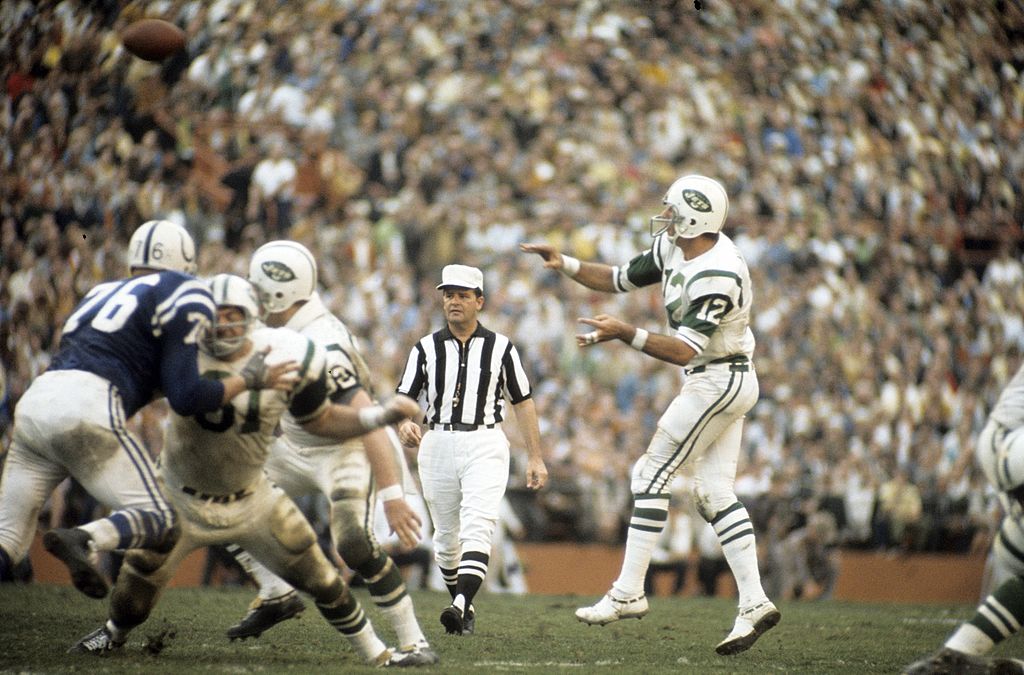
[
  {"xmin": 685, "ymin": 270, "xmax": 744, "ymax": 306},
  {"xmin": 622, "ymin": 249, "xmax": 662, "ymax": 289}
]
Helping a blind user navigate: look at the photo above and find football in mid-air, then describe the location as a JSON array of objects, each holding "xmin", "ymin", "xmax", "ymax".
[{"xmin": 121, "ymin": 19, "xmax": 186, "ymax": 62}]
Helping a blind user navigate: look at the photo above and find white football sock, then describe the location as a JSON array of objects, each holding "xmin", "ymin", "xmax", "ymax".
[{"xmin": 380, "ymin": 595, "xmax": 427, "ymax": 648}]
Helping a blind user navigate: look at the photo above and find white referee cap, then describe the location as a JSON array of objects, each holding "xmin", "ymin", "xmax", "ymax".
[{"xmin": 437, "ymin": 264, "xmax": 484, "ymax": 292}]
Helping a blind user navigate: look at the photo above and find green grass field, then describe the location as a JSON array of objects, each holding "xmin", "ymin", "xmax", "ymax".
[{"xmin": 0, "ymin": 584, "xmax": 1019, "ymax": 674}]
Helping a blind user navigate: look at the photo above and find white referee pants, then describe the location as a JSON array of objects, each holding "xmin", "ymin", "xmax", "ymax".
[
  {"xmin": 0, "ymin": 371, "xmax": 169, "ymax": 562},
  {"xmin": 417, "ymin": 427, "xmax": 509, "ymax": 569}
]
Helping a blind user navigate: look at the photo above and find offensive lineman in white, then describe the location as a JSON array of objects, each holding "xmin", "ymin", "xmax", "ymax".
[
  {"xmin": 903, "ymin": 363, "xmax": 1024, "ymax": 674},
  {"xmin": 219, "ymin": 241, "xmax": 436, "ymax": 665},
  {"xmin": 69, "ymin": 275, "xmax": 425, "ymax": 668},
  {"xmin": 522, "ymin": 174, "xmax": 780, "ymax": 655}
]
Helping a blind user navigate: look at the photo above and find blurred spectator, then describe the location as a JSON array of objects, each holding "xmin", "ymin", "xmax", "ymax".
[{"xmin": 1, "ymin": 0, "xmax": 1022, "ymax": 560}]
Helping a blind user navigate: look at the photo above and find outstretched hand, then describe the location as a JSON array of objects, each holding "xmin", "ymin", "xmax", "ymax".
[
  {"xmin": 576, "ymin": 314, "xmax": 627, "ymax": 348},
  {"xmin": 519, "ymin": 242, "xmax": 564, "ymax": 270}
]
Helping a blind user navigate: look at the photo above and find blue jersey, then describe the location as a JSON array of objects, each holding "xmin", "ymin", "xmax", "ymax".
[{"xmin": 49, "ymin": 270, "xmax": 225, "ymax": 418}]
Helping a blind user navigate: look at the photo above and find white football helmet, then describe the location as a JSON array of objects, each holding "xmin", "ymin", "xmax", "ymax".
[
  {"xmin": 248, "ymin": 240, "xmax": 318, "ymax": 314},
  {"xmin": 128, "ymin": 220, "xmax": 198, "ymax": 274},
  {"xmin": 202, "ymin": 273, "xmax": 260, "ymax": 357},
  {"xmin": 649, "ymin": 174, "xmax": 730, "ymax": 239}
]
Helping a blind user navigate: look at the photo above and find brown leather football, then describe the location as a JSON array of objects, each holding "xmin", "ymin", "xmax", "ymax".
[{"xmin": 121, "ymin": 19, "xmax": 186, "ymax": 62}]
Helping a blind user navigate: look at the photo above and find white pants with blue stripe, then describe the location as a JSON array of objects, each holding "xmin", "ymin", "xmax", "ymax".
[{"xmin": 0, "ymin": 370, "xmax": 171, "ymax": 563}]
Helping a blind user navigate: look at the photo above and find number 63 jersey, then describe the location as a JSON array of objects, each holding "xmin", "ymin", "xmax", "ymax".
[
  {"xmin": 613, "ymin": 231, "xmax": 755, "ymax": 368},
  {"xmin": 160, "ymin": 326, "xmax": 331, "ymax": 497}
]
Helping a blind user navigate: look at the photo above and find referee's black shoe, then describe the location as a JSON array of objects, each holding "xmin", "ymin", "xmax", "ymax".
[
  {"xmin": 440, "ymin": 604, "xmax": 464, "ymax": 635},
  {"xmin": 43, "ymin": 528, "xmax": 109, "ymax": 599}
]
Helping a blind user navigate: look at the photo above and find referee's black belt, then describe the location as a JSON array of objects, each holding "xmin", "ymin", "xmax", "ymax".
[
  {"xmin": 429, "ymin": 423, "xmax": 497, "ymax": 432},
  {"xmin": 182, "ymin": 485, "xmax": 251, "ymax": 503},
  {"xmin": 686, "ymin": 355, "xmax": 750, "ymax": 375}
]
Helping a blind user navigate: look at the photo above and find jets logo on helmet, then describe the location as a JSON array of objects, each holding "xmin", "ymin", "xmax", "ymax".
[
  {"xmin": 682, "ymin": 189, "xmax": 712, "ymax": 212},
  {"xmin": 249, "ymin": 240, "xmax": 318, "ymax": 314},
  {"xmin": 260, "ymin": 260, "xmax": 297, "ymax": 282},
  {"xmin": 128, "ymin": 220, "xmax": 198, "ymax": 275},
  {"xmin": 650, "ymin": 175, "xmax": 729, "ymax": 239}
]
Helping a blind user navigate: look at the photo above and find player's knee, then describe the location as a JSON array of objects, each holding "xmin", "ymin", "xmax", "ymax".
[
  {"xmin": 694, "ymin": 488, "xmax": 737, "ymax": 523},
  {"xmin": 125, "ymin": 548, "xmax": 169, "ymax": 576},
  {"xmin": 270, "ymin": 499, "xmax": 317, "ymax": 554},
  {"xmin": 304, "ymin": 565, "xmax": 347, "ymax": 606},
  {"xmin": 336, "ymin": 526, "xmax": 375, "ymax": 571}
]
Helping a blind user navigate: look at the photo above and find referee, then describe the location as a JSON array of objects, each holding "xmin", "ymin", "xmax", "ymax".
[{"xmin": 396, "ymin": 264, "xmax": 548, "ymax": 636}]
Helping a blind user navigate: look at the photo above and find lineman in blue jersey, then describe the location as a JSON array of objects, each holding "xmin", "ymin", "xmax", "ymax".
[
  {"xmin": 0, "ymin": 220, "xmax": 295, "ymax": 599},
  {"xmin": 522, "ymin": 175, "xmax": 779, "ymax": 656},
  {"xmin": 68, "ymin": 275, "xmax": 424, "ymax": 667}
]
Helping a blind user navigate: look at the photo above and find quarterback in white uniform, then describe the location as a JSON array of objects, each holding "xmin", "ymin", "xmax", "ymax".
[
  {"xmin": 522, "ymin": 174, "xmax": 779, "ymax": 655},
  {"xmin": 218, "ymin": 241, "xmax": 435, "ymax": 665},
  {"xmin": 69, "ymin": 274, "xmax": 425, "ymax": 668}
]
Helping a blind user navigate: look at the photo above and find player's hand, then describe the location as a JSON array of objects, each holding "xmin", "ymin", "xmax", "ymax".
[
  {"xmin": 241, "ymin": 346, "xmax": 299, "ymax": 390},
  {"xmin": 519, "ymin": 242, "xmax": 564, "ymax": 270},
  {"xmin": 576, "ymin": 314, "xmax": 627, "ymax": 348},
  {"xmin": 526, "ymin": 457, "xmax": 548, "ymax": 490},
  {"xmin": 383, "ymin": 497, "xmax": 423, "ymax": 550},
  {"xmin": 398, "ymin": 419, "xmax": 423, "ymax": 447}
]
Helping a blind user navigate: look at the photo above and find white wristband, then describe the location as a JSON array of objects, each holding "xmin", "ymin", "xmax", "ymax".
[
  {"xmin": 630, "ymin": 328, "xmax": 649, "ymax": 351},
  {"xmin": 560, "ymin": 255, "xmax": 581, "ymax": 278},
  {"xmin": 358, "ymin": 405, "xmax": 386, "ymax": 430},
  {"xmin": 377, "ymin": 484, "xmax": 404, "ymax": 502}
]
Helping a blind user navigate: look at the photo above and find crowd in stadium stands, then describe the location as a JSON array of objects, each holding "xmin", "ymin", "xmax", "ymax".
[{"xmin": 2, "ymin": 1, "xmax": 1023, "ymax": 579}]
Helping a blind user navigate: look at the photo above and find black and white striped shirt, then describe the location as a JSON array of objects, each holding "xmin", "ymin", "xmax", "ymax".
[{"xmin": 396, "ymin": 323, "xmax": 532, "ymax": 427}]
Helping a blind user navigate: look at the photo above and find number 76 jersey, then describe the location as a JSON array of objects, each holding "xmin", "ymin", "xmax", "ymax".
[{"xmin": 613, "ymin": 232, "xmax": 755, "ymax": 368}]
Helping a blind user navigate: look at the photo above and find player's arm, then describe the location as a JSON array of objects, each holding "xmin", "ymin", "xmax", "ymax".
[
  {"xmin": 291, "ymin": 350, "xmax": 420, "ymax": 441},
  {"xmin": 519, "ymin": 242, "xmax": 617, "ymax": 291},
  {"xmin": 576, "ymin": 314, "xmax": 698, "ymax": 367},
  {"xmin": 349, "ymin": 389, "xmax": 423, "ymax": 548}
]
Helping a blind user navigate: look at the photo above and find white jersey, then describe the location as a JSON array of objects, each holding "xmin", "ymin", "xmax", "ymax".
[
  {"xmin": 161, "ymin": 326, "xmax": 330, "ymax": 494},
  {"xmin": 279, "ymin": 292, "xmax": 369, "ymax": 451},
  {"xmin": 613, "ymin": 232, "xmax": 755, "ymax": 368},
  {"xmin": 991, "ymin": 362, "xmax": 1024, "ymax": 429}
]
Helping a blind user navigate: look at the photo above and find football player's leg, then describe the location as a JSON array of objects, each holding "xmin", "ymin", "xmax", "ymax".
[
  {"xmin": 223, "ymin": 441, "xmax": 308, "ymax": 640},
  {"xmin": 67, "ymin": 412, "xmax": 174, "ymax": 553},
  {"xmin": 0, "ymin": 437, "xmax": 66, "ymax": 579},
  {"xmin": 241, "ymin": 490, "xmax": 389, "ymax": 666},
  {"xmin": 70, "ymin": 528, "xmax": 186, "ymax": 654},
  {"xmin": 945, "ymin": 516, "xmax": 1024, "ymax": 656},
  {"xmin": 694, "ymin": 418, "xmax": 780, "ymax": 655},
  {"xmin": 329, "ymin": 451, "xmax": 429, "ymax": 653}
]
